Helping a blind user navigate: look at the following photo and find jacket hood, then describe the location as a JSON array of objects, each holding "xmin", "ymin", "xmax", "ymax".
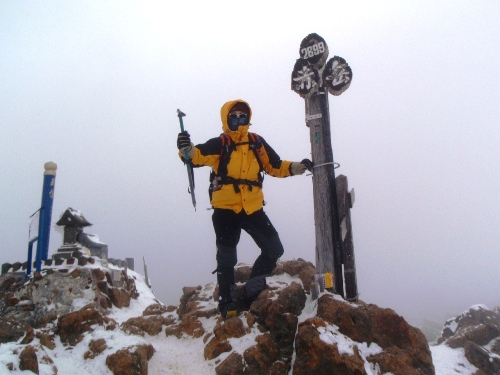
[{"xmin": 220, "ymin": 99, "xmax": 252, "ymax": 136}]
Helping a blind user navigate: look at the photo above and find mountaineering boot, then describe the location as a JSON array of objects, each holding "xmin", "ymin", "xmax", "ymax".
[
  {"xmin": 239, "ymin": 254, "xmax": 276, "ymax": 309},
  {"xmin": 217, "ymin": 266, "xmax": 237, "ymax": 319},
  {"xmin": 220, "ymin": 301, "xmax": 237, "ymax": 320},
  {"xmin": 242, "ymin": 274, "xmax": 267, "ymax": 309}
]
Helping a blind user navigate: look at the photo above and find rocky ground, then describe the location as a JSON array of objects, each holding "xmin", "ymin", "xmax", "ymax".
[
  {"xmin": 167, "ymin": 259, "xmax": 435, "ymax": 374},
  {"xmin": 0, "ymin": 261, "xmax": 157, "ymax": 374},
  {"xmin": 0, "ymin": 258, "xmax": 441, "ymax": 374},
  {"xmin": 432, "ymin": 304, "xmax": 500, "ymax": 375}
]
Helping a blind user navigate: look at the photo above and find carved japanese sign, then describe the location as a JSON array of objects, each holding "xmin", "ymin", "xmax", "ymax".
[
  {"xmin": 291, "ymin": 59, "xmax": 320, "ymax": 99},
  {"xmin": 291, "ymin": 33, "xmax": 352, "ymax": 98},
  {"xmin": 323, "ymin": 56, "xmax": 352, "ymax": 96}
]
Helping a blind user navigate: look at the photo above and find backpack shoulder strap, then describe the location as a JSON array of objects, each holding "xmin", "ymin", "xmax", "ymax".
[
  {"xmin": 248, "ymin": 133, "xmax": 264, "ymax": 173},
  {"xmin": 248, "ymin": 132, "xmax": 259, "ymax": 143},
  {"xmin": 217, "ymin": 134, "xmax": 233, "ymax": 178},
  {"xmin": 220, "ymin": 134, "xmax": 231, "ymax": 151}
]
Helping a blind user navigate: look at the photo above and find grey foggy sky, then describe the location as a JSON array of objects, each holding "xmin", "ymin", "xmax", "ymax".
[{"xmin": 1, "ymin": 0, "xmax": 499, "ymax": 325}]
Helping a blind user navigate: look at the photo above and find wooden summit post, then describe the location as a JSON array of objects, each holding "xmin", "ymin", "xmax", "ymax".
[
  {"xmin": 336, "ymin": 175, "xmax": 358, "ymax": 301},
  {"xmin": 291, "ymin": 33, "xmax": 356, "ymax": 299}
]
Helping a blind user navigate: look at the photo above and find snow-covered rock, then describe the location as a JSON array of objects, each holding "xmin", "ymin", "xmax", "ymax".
[
  {"xmin": 0, "ymin": 260, "xmax": 159, "ymax": 374},
  {"xmin": 0, "ymin": 257, "xmax": 480, "ymax": 374},
  {"xmin": 432, "ymin": 304, "xmax": 500, "ymax": 374},
  {"xmin": 158, "ymin": 259, "xmax": 435, "ymax": 374}
]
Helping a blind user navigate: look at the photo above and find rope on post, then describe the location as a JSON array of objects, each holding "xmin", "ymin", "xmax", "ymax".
[
  {"xmin": 306, "ymin": 161, "xmax": 340, "ymax": 176},
  {"xmin": 314, "ymin": 161, "xmax": 340, "ymax": 169}
]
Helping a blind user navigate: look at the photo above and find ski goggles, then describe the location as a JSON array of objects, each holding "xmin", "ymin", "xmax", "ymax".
[
  {"xmin": 229, "ymin": 113, "xmax": 248, "ymax": 119},
  {"xmin": 228, "ymin": 112, "xmax": 249, "ymax": 130}
]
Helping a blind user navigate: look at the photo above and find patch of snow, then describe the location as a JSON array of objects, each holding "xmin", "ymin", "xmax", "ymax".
[
  {"xmin": 447, "ymin": 319, "xmax": 458, "ymax": 334},
  {"xmin": 44, "ymin": 327, "xmax": 149, "ymax": 375},
  {"xmin": 71, "ymin": 288, "xmax": 96, "ymax": 310},
  {"xmin": 470, "ymin": 304, "xmax": 489, "ymax": 311},
  {"xmin": 68, "ymin": 208, "xmax": 83, "ymax": 217},
  {"xmin": 148, "ymin": 335, "xmax": 216, "ymax": 375},
  {"xmin": 86, "ymin": 234, "xmax": 106, "ymax": 244},
  {"xmin": 484, "ymin": 340, "xmax": 500, "ymax": 360},
  {"xmin": 108, "ymin": 269, "xmax": 159, "ymax": 324},
  {"xmin": 431, "ymin": 345, "xmax": 478, "ymax": 375},
  {"xmin": 317, "ymin": 324, "xmax": 383, "ymax": 375},
  {"xmin": 266, "ymin": 272, "xmax": 298, "ymax": 287},
  {"xmin": 0, "ymin": 343, "xmax": 21, "ymax": 374},
  {"xmin": 226, "ymin": 328, "xmax": 260, "ymax": 356},
  {"xmin": 297, "ymin": 293, "xmax": 319, "ymax": 323}
]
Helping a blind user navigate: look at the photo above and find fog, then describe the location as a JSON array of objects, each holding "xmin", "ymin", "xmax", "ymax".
[{"xmin": 1, "ymin": 0, "xmax": 499, "ymax": 326}]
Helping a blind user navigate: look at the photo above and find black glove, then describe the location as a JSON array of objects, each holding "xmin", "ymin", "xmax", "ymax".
[
  {"xmin": 177, "ymin": 131, "xmax": 191, "ymax": 150},
  {"xmin": 301, "ymin": 158, "xmax": 314, "ymax": 172}
]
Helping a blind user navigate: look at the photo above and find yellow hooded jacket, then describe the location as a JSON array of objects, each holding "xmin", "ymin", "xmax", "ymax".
[{"xmin": 180, "ymin": 99, "xmax": 293, "ymax": 214}]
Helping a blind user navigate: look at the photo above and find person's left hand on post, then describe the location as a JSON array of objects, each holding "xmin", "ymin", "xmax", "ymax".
[
  {"xmin": 300, "ymin": 159, "xmax": 313, "ymax": 172},
  {"xmin": 177, "ymin": 131, "xmax": 194, "ymax": 159},
  {"xmin": 290, "ymin": 158, "xmax": 313, "ymax": 175}
]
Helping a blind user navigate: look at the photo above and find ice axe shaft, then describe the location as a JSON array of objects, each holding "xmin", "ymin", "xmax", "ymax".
[{"xmin": 177, "ymin": 109, "xmax": 196, "ymax": 211}]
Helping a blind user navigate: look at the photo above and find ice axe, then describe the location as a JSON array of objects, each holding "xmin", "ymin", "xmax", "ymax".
[{"xmin": 177, "ymin": 109, "xmax": 196, "ymax": 211}]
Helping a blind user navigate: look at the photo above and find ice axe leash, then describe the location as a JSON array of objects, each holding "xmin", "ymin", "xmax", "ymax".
[{"xmin": 177, "ymin": 109, "xmax": 196, "ymax": 211}]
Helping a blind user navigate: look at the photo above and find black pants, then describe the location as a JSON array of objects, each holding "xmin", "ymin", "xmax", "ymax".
[{"xmin": 212, "ymin": 208, "xmax": 284, "ymax": 304}]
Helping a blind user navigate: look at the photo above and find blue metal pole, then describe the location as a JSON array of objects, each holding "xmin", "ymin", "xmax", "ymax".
[{"xmin": 35, "ymin": 162, "xmax": 57, "ymax": 272}]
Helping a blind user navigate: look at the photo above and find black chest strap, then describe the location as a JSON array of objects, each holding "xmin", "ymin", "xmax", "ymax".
[{"xmin": 212, "ymin": 133, "xmax": 265, "ymax": 194}]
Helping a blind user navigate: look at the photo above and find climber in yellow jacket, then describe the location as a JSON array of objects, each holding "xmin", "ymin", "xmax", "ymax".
[{"xmin": 177, "ymin": 99, "xmax": 312, "ymax": 319}]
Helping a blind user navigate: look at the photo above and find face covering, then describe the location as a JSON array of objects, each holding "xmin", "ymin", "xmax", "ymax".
[{"xmin": 228, "ymin": 113, "xmax": 249, "ymax": 130}]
